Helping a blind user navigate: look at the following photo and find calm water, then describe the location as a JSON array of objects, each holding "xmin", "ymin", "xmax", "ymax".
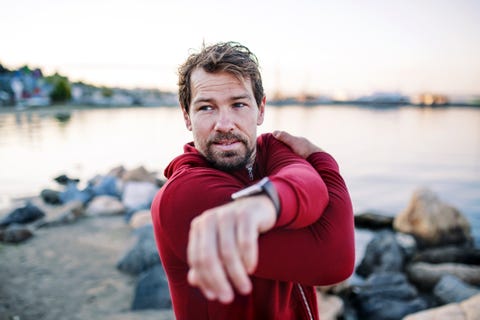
[{"xmin": 0, "ymin": 105, "xmax": 479, "ymax": 249}]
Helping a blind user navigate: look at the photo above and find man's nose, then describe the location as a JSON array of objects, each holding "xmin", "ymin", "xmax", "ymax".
[{"xmin": 214, "ymin": 109, "xmax": 235, "ymax": 132}]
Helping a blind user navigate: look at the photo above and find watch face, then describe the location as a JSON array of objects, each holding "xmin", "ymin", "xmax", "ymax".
[{"xmin": 231, "ymin": 184, "xmax": 262, "ymax": 199}]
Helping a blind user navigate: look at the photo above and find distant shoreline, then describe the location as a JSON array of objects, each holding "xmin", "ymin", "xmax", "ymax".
[{"xmin": 1, "ymin": 101, "xmax": 479, "ymax": 115}]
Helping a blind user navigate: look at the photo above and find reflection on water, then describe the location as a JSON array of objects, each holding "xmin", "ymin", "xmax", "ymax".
[{"xmin": 0, "ymin": 105, "xmax": 479, "ymax": 244}]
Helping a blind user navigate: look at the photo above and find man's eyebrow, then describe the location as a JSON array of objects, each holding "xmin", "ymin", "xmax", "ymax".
[
  {"xmin": 192, "ymin": 97, "xmax": 213, "ymax": 104},
  {"xmin": 232, "ymin": 95, "xmax": 250, "ymax": 100}
]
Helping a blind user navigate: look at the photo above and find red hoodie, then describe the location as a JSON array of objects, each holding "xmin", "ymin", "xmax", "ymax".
[{"xmin": 151, "ymin": 133, "xmax": 355, "ymax": 319}]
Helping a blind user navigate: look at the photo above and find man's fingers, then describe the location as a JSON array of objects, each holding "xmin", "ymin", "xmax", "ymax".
[
  {"xmin": 218, "ymin": 212, "xmax": 252, "ymax": 295},
  {"xmin": 273, "ymin": 130, "xmax": 323, "ymax": 158},
  {"xmin": 187, "ymin": 212, "xmax": 234, "ymax": 304},
  {"xmin": 237, "ymin": 215, "xmax": 259, "ymax": 274},
  {"xmin": 272, "ymin": 130, "xmax": 292, "ymax": 144}
]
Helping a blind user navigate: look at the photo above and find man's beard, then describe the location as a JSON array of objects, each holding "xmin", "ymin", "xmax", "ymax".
[{"xmin": 204, "ymin": 132, "xmax": 255, "ymax": 171}]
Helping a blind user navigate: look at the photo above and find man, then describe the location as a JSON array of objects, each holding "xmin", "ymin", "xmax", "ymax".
[{"xmin": 151, "ymin": 42, "xmax": 355, "ymax": 319}]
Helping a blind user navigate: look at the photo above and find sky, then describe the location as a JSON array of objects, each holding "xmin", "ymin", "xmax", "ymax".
[{"xmin": 1, "ymin": 0, "xmax": 479, "ymax": 98}]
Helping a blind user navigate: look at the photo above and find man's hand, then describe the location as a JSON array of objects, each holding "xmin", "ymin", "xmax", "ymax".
[
  {"xmin": 273, "ymin": 130, "xmax": 324, "ymax": 159},
  {"xmin": 187, "ymin": 194, "xmax": 276, "ymax": 304}
]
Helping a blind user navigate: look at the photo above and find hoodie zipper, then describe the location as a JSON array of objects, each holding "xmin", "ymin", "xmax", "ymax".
[
  {"xmin": 297, "ymin": 284, "xmax": 314, "ymax": 320},
  {"xmin": 246, "ymin": 166, "xmax": 254, "ymax": 180}
]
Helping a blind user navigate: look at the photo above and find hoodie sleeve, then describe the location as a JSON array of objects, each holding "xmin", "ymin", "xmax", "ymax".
[
  {"xmin": 259, "ymin": 134, "xmax": 329, "ymax": 229},
  {"xmin": 152, "ymin": 163, "xmax": 249, "ymax": 265},
  {"xmin": 254, "ymin": 151, "xmax": 355, "ymax": 286}
]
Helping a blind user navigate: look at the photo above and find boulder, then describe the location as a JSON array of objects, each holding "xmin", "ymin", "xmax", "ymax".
[
  {"xmin": 37, "ymin": 200, "xmax": 85, "ymax": 228},
  {"xmin": 0, "ymin": 203, "xmax": 45, "ymax": 228},
  {"xmin": 53, "ymin": 174, "xmax": 80, "ymax": 185},
  {"xmin": 0, "ymin": 224, "xmax": 34, "ymax": 243},
  {"xmin": 393, "ymin": 188, "xmax": 471, "ymax": 247},
  {"xmin": 59, "ymin": 182, "xmax": 93, "ymax": 204},
  {"xmin": 403, "ymin": 293, "xmax": 480, "ymax": 320},
  {"xmin": 433, "ymin": 274, "xmax": 480, "ymax": 304},
  {"xmin": 132, "ymin": 265, "xmax": 172, "ymax": 310},
  {"xmin": 356, "ymin": 230, "xmax": 405, "ymax": 278},
  {"xmin": 351, "ymin": 272, "xmax": 427, "ymax": 320},
  {"xmin": 129, "ymin": 210, "xmax": 153, "ymax": 229},
  {"xmin": 317, "ymin": 290, "xmax": 344, "ymax": 320},
  {"xmin": 87, "ymin": 175, "xmax": 122, "ymax": 198},
  {"xmin": 121, "ymin": 181, "xmax": 158, "ymax": 210},
  {"xmin": 40, "ymin": 189, "xmax": 62, "ymax": 205},
  {"xmin": 117, "ymin": 225, "xmax": 160, "ymax": 275},
  {"xmin": 122, "ymin": 166, "xmax": 157, "ymax": 183},
  {"xmin": 462, "ymin": 293, "xmax": 480, "ymax": 319},
  {"xmin": 407, "ymin": 262, "xmax": 480, "ymax": 290},
  {"xmin": 412, "ymin": 246, "xmax": 480, "ymax": 265},
  {"xmin": 85, "ymin": 195, "xmax": 125, "ymax": 216},
  {"xmin": 354, "ymin": 211, "xmax": 394, "ymax": 230}
]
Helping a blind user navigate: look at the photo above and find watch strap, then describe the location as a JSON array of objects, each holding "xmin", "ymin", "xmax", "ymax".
[{"xmin": 231, "ymin": 177, "xmax": 281, "ymax": 217}]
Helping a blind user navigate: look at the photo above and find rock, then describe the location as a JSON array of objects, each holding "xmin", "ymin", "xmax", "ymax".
[
  {"xmin": 403, "ymin": 293, "xmax": 480, "ymax": 320},
  {"xmin": 403, "ymin": 303, "xmax": 465, "ymax": 320},
  {"xmin": 462, "ymin": 293, "xmax": 480, "ymax": 319},
  {"xmin": 37, "ymin": 201, "xmax": 85, "ymax": 228},
  {"xmin": 59, "ymin": 182, "xmax": 93, "ymax": 204},
  {"xmin": 351, "ymin": 272, "xmax": 427, "ymax": 320},
  {"xmin": 132, "ymin": 265, "xmax": 171, "ymax": 310},
  {"xmin": 40, "ymin": 189, "xmax": 62, "ymax": 205},
  {"xmin": 53, "ymin": 174, "xmax": 80, "ymax": 185},
  {"xmin": 85, "ymin": 196, "xmax": 125, "ymax": 216},
  {"xmin": 433, "ymin": 274, "xmax": 480, "ymax": 304},
  {"xmin": 407, "ymin": 262, "xmax": 480, "ymax": 290},
  {"xmin": 356, "ymin": 230, "xmax": 405, "ymax": 278},
  {"xmin": 121, "ymin": 181, "xmax": 158, "ymax": 210},
  {"xmin": 87, "ymin": 175, "xmax": 122, "ymax": 198},
  {"xmin": 354, "ymin": 211, "xmax": 394, "ymax": 230},
  {"xmin": 412, "ymin": 246, "xmax": 480, "ymax": 265},
  {"xmin": 117, "ymin": 225, "xmax": 160, "ymax": 275},
  {"xmin": 122, "ymin": 166, "xmax": 157, "ymax": 183},
  {"xmin": 317, "ymin": 290, "xmax": 344, "ymax": 320},
  {"xmin": 395, "ymin": 232, "xmax": 418, "ymax": 258},
  {"xmin": 129, "ymin": 210, "xmax": 152, "ymax": 229},
  {"xmin": 0, "ymin": 224, "xmax": 34, "ymax": 243},
  {"xmin": 393, "ymin": 188, "xmax": 472, "ymax": 247},
  {"xmin": 107, "ymin": 165, "xmax": 126, "ymax": 178},
  {"xmin": 0, "ymin": 203, "xmax": 45, "ymax": 228}
]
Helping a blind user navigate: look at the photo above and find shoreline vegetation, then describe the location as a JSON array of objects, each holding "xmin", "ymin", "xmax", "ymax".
[
  {"xmin": 1, "ymin": 166, "xmax": 479, "ymax": 320},
  {"xmin": 1, "ymin": 64, "xmax": 480, "ymax": 110}
]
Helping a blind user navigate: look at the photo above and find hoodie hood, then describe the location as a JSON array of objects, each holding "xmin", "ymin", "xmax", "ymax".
[{"xmin": 163, "ymin": 142, "xmax": 211, "ymax": 179}]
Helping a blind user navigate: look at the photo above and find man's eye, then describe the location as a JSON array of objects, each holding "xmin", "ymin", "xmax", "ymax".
[
  {"xmin": 198, "ymin": 105, "xmax": 213, "ymax": 111},
  {"xmin": 233, "ymin": 103, "xmax": 246, "ymax": 108}
]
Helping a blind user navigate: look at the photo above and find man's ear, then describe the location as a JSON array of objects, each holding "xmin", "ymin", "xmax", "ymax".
[
  {"xmin": 257, "ymin": 96, "xmax": 266, "ymax": 125},
  {"xmin": 182, "ymin": 107, "xmax": 192, "ymax": 131}
]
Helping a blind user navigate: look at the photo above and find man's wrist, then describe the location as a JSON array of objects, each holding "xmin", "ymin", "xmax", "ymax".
[{"xmin": 231, "ymin": 177, "xmax": 281, "ymax": 217}]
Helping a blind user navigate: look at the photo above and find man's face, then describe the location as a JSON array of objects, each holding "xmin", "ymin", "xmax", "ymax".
[{"xmin": 183, "ymin": 68, "xmax": 266, "ymax": 171}]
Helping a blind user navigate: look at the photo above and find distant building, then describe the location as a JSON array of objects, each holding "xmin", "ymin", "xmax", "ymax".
[{"xmin": 412, "ymin": 93, "xmax": 449, "ymax": 106}]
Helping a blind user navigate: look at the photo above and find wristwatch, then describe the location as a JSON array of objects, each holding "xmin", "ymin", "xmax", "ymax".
[{"xmin": 231, "ymin": 177, "xmax": 281, "ymax": 217}]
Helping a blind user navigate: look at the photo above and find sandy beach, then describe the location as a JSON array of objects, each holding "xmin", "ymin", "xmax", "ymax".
[{"xmin": 0, "ymin": 207, "xmax": 174, "ymax": 320}]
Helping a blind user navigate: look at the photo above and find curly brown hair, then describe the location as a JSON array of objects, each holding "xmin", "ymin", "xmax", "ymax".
[{"xmin": 178, "ymin": 42, "xmax": 264, "ymax": 113}]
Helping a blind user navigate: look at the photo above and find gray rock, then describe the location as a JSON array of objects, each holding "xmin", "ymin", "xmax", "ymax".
[
  {"xmin": 40, "ymin": 189, "xmax": 62, "ymax": 204},
  {"xmin": 351, "ymin": 272, "xmax": 428, "ymax": 320},
  {"xmin": 412, "ymin": 246, "xmax": 480, "ymax": 265},
  {"xmin": 433, "ymin": 274, "xmax": 480, "ymax": 304},
  {"xmin": 85, "ymin": 195, "xmax": 125, "ymax": 216},
  {"xmin": 0, "ymin": 203, "xmax": 45, "ymax": 228},
  {"xmin": 354, "ymin": 211, "xmax": 394, "ymax": 230},
  {"xmin": 0, "ymin": 224, "xmax": 34, "ymax": 243},
  {"xmin": 356, "ymin": 230, "xmax": 405, "ymax": 278},
  {"xmin": 393, "ymin": 188, "xmax": 472, "ymax": 248},
  {"xmin": 117, "ymin": 224, "xmax": 160, "ymax": 275},
  {"xmin": 407, "ymin": 262, "xmax": 480, "ymax": 290},
  {"xmin": 132, "ymin": 265, "xmax": 171, "ymax": 310}
]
